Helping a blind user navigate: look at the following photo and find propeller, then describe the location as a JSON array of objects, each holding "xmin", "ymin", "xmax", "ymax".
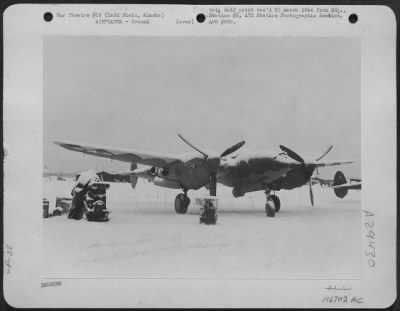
[
  {"xmin": 220, "ymin": 141, "xmax": 246, "ymax": 158},
  {"xmin": 279, "ymin": 145, "xmax": 305, "ymax": 164},
  {"xmin": 177, "ymin": 134, "xmax": 208, "ymax": 158},
  {"xmin": 315, "ymin": 145, "xmax": 333, "ymax": 175},
  {"xmin": 178, "ymin": 134, "xmax": 245, "ymax": 160},
  {"xmin": 315, "ymin": 145, "xmax": 333, "ymax": 162},
  {"xmin": 279, "ymin": 144, "xmax": 334, "ymax": 206},
  {"xmin": 279, "ymin": 145, "xmax": 313, "ymax": 206},
  {"xmin": 309, "ymin": 181, "xmax": 314, "ymax": 206},
  {"xmin": 178, "ymin": 134, "xmax": 245, "ymax": 196}
]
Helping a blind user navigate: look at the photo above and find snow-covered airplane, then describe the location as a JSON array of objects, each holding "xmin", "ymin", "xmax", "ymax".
[{"xmin": 54, "ymin": 135, "xmax": 353, "ymax": 217}]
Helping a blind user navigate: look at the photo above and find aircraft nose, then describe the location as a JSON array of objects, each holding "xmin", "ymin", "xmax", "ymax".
[
  {"xmin": 220, "ymin": 157, "xmax": 235, "ymax": 168},
  {"xmin": 207, "ymin": 157, "xmax": 222, "ymax": 171}
]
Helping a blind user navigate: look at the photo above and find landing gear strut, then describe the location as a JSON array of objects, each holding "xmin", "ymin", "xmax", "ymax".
[
  {"xmin": 174, "ymin": 190, "xmax": 190, "ymax": 214},
  {"xmin": 265, "ymin": 191, "xmax": 281, "ymax": 217}
]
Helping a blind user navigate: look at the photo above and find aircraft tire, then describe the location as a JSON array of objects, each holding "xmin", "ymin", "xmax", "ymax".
[
  {"xmin": 175, "ymin": 193, "xmax": 188, "ymax": 214},
  {"xmin": 265, "ymin": 201, "xmax": 276, "ymax": 217},
  {"xmin": 268, "ymin": 195, "xmax": 280, "ymax": 212}
]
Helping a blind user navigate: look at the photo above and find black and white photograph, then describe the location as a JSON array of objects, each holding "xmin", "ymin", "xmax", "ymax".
[
  {"xmin": 3, "ymin": 4, "xmax": 396, "ymax": 308},
  {"xmin": 42, "ymin": 35, "xmax": 362, "ymax": 279}
]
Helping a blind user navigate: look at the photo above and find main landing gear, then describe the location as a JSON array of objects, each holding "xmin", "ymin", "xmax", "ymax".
[
  {"xmin": 174, "ymin": 190, "xmax": 190, "ymax": 214},
  {"xmin": 265, "ymin": 191, "xmax": 281, "ymax": 217}
]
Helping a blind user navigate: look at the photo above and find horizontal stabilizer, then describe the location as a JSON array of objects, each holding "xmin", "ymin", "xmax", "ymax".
[{"xmin": 332, "ymin": 182, "xmax": 362, "ymax": 190}]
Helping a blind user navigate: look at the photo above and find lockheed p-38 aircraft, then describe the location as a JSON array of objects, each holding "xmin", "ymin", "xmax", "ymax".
[{"xmin": 55, "ymin": 135, "xmax": 353, "ymax": 217}]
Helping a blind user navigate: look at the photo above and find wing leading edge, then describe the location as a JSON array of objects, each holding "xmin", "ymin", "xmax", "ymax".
[{"xmin": 54, "ymin": 140, "xmax": 180, "ymax": 168}]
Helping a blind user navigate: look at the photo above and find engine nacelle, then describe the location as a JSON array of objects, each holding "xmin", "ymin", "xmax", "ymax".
[
  {"xmin": 232, "ymin": 182, "xmax": 265, "ymax": 198},
  {"xmin": 153, "ymin": 177, "xmax": 180, "ymax": 189}
]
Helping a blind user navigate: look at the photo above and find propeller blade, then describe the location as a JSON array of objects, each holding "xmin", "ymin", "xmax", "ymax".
[
  {"xmin": 309, "ymin": 181, "xmax": 314, "ymax": 206},
  {"xmin": 315, "ymin": 145, "xmax": 333, "ymax": 162},
  {"xmin": 209, "ymin": 172, "xmax": 217, "ymax": 196},
  {"xmin": 178, "ymin": 134, "xmax": 208, "ymax": 158},
  {"xmin": 279, "ymin": 145, "xmax": 305, "ymax": 164},
  {"xmin": 220, "ymin": 140, "xmax": 245, "ymax": 158}
]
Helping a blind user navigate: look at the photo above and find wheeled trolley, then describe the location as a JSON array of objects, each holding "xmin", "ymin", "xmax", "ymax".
[{"xmin": 197, "ymin": 196, "xmax": 218, "ymax": 225}]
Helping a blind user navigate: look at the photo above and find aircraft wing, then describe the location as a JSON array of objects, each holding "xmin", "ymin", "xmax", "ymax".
[
  {"xmin": 315, "ymin": 160, "xmax": 354, "ymax": 167},
  {"xmin": 332, "ymin": 182, "xmax": 362, "ymax": 190},
  {"xmin": 54, "ymin": 140, "xmax": 180, "ymax": 168}
]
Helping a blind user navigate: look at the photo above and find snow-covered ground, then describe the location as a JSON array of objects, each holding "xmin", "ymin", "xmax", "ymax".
[{"xmin": 43, "ymin": 179, "xmax": 361, "ymax": 279}]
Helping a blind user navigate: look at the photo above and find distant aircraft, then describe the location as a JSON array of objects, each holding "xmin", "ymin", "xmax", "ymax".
[
  {"xmin": 54, "ymin": 135, "xmax": 353, "ymax": 217},
  {"xmin": 310, "ymin": 176, "xmax": 334, "ymax": 187},
  {"xmin": 332, "ymin": 171, "xmax": 361, "ymax": 198},
  {"xmin": 97, "ymin": 171, "xmax": 130, "ymax": 183},
  {"xmin": 43, "ymin": 167, "xmax": 80, "ymax": 180}
]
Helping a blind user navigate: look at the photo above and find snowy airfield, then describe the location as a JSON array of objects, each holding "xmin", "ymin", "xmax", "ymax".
[{"xmin": 43, "ymin": 178, "xmax": 361, "ymax": 280}]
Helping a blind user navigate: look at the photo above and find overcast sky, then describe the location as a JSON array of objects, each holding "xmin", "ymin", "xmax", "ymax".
[{"xmin": 44, "ymin": 36, "xmax": 360, "ymax": 178}]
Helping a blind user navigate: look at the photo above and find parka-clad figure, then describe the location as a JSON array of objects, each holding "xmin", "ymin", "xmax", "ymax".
[{"xmin": 68, "ymin": 171, "xmax": 100, "ymax": 220}]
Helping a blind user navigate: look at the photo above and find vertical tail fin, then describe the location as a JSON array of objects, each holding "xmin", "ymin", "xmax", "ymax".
[{"xmin": 332, "ymin": 171, "xmax": 348, "ymax": 198}]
